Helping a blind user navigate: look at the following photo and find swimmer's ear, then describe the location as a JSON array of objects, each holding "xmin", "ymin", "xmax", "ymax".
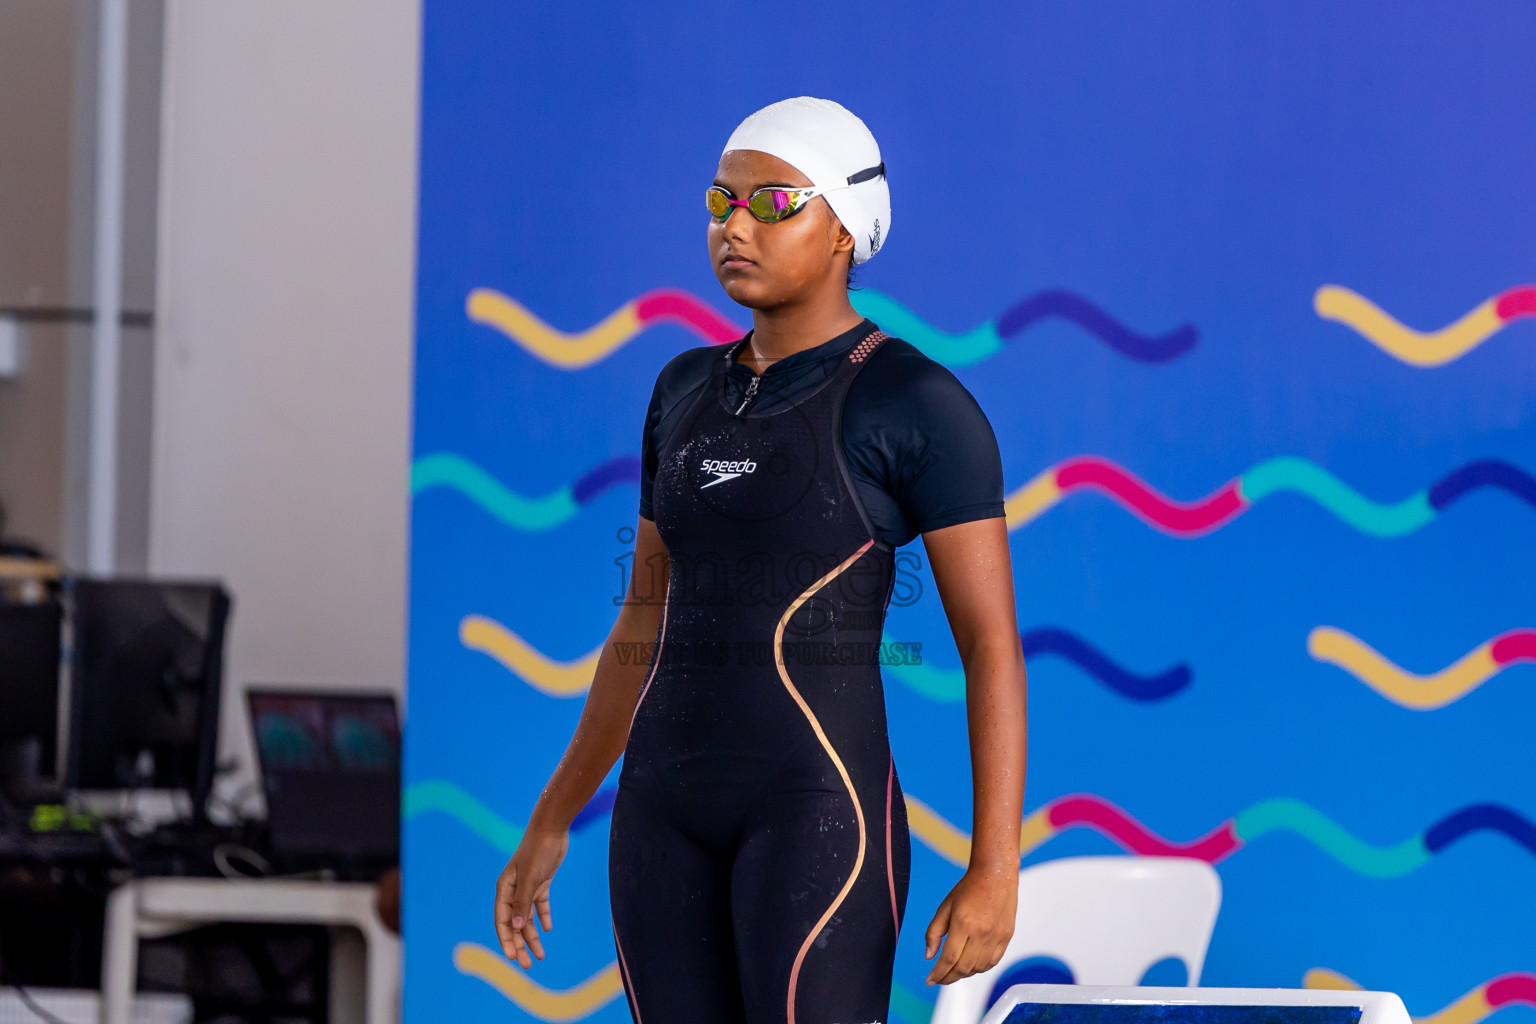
[{"xmin": 830, "ymin": 218, "xmax": 855, "ymax": 255}]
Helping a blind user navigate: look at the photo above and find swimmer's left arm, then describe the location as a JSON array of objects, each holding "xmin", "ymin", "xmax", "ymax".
[{"xmin": 917, "ymin": 514, "xmax": 1027, "ymax": 986}]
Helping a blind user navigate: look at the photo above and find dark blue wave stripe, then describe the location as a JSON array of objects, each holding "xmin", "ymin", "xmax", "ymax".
[
  {"xmin": 995, "ymin": 291, "xmax": 1198, "ymax": 364},
  {"xmin": 1427, "ymin": 459, "xmax": 1536, "ymax": 512},
  {"xmin": 1020, "ymin": 628, "xmax": 1192, "ymax": 701},
  {"xmin": 573, "ymin": 457, "xmax": 642, "ymax": 504},
  {"xmin": 571, "ymin": 785, "xmax": 619, "ymax": 831},
  {"xmin": 1423, "ymin": 803, "xmax": 1536, "ymax": 856}
]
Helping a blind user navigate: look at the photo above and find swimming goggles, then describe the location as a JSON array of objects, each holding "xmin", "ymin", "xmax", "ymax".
[{"xmin": 706, "ymin": 162, "xmax": 886, "ymax": 224}]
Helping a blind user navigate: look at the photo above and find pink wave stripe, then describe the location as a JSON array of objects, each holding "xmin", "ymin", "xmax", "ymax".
[
  {"xmin": 1489, "ymin": 629, "xmax": 1536, "ymax": 667},
  {"xmin": 1048, "ymin": 794, "xmax": 1243, "ymax": 862},
  {"xmin": 1494, "ymin": 286, "xmax": 1536, "ymax": 321},
  {"xmin": 634, "ymin": 289, "xmax": 743, "ymax": 344},
  {"xmin": 1487, "ymin": 973, "xmax": 1536, "ymax": 1009},
  {"xmin": 1055, "ymin": 456, "xmax": 1247, "ymax": 536}
]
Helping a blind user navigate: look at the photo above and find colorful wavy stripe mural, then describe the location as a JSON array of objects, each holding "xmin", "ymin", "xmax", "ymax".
[
  {"xmin": 458, "ymin": 613, "xmax": 1189, "ymax": 703},
  {"xmin": 1004, "ymin": 456, "xmax": 1536, "ymax": 536},
  {"xmin": 414, "ymin": 452, "xmax": 1536, "ymax": 537},
  {"xmin": 464, "ymin": 287, "xmax": 1197, "ymax": 367},
  {"xmin": 1306, "ymin": 969, "xmax": 1536, "ymax": 1024},
  {"xmin": 907, "ymin": 793, "xmax": 1536, "ymax": 878},
  {"xmin": 1309, "ymin": 627, "xmax": 1536, "ymax": 710},
  {"xmin": 1315, "ymin": 285, "xmax": 1536, "ymax": 368},
  {"xmin": 471, "ymin": 281, "xmax": 1536, "ymax": 371},
  {"xmin": 410, "ymin": 778, "xmax": 1536, "ymax": 882}
]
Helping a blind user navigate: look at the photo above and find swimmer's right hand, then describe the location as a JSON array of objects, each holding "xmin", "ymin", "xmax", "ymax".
[{"xmin": 494, "ymin": 825, "xmax": 569, "ymax": 967}]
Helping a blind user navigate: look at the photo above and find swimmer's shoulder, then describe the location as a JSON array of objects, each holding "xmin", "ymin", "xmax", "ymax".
[
  {"xmin": 848, "ymin": 332, "xmax": 990, "ymax": 420},
  {"xmin": 648, "ymin": 342, "xmax": 725, "ymax": 419}
]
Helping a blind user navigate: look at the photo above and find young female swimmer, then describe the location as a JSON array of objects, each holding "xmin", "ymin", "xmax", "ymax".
[{"xmin": 493, "ymin": 96, "xmax": 1028, "ymax": 1023}]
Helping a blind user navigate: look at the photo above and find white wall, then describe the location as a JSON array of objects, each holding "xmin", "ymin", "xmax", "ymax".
[{"xmin": 151, "ymin": 0, "xmax": 420, "ymax": 805}]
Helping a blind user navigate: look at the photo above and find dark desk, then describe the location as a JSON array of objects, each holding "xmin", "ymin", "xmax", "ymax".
[{"xmin": 0, "ymin": 822, "xmax": 347, "ymax": 1020}]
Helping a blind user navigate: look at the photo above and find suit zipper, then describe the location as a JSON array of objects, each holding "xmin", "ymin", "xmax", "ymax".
[{"xmin": 734, "ymin": 374, "xmax": 760, "ymax": 416}]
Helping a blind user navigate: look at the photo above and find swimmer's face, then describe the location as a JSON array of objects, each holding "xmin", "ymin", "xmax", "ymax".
[{"xmin": 709, "ymin": 150, "xmax": 855, "ymax": 309}]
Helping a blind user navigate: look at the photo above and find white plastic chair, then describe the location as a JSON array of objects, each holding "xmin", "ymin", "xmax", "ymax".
[{"xmin": 931, "ymin": 856, "xmax": 1223, "ymax": 1024}]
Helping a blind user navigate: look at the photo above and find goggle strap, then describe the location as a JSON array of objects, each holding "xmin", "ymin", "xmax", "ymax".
[{"xmin": 845, "ymin": 161, "xmax": 886, "ymax": 186}]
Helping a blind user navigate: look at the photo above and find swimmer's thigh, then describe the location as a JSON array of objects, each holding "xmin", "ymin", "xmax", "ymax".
[
  {"xmin": 609, "ymin": 787, "xmax": 747, "ymax": 1023},
  {"xmin": 730, "ymin": 787, "xmax": 907, "ymax": 1024}
]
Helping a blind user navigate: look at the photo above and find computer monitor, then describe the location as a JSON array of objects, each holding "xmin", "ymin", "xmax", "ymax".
[
  {"xmin": 246, "ymin": 689, "xmax": 400, "ymax": 867},
  {"xmin": 67, "ymin": 578, "xmax": 231, "ymax": 819},
  {"xmin": 0, "ymin": 601, "xmax": 63, "ymax": 799},
  {"xmin": 981, "ymin": 985, "xmax": 1411, "ymax": 1024}
]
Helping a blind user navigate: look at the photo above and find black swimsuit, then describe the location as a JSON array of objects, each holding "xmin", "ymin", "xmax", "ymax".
[{"xmin": 610, "ymin": 329, "xmax": 911, "ymax": 1024}]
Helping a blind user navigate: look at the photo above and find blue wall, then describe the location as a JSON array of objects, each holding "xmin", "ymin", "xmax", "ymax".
[{"xmin": 406, "ymin": 5, "xmax": 1536, "ymax": 1022}]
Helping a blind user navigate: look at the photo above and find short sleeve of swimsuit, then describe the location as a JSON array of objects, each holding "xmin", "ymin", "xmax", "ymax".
[
  {"xmin": 637, "ymin": 326, "xmax": 1005, "ymax": 549},
  {"xmin": 839, "ymin": 337, "xmax": 1006, "ymax": 548}
]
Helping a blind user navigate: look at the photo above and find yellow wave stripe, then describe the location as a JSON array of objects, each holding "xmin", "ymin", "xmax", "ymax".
[
  {"xmin": 454, "ymin": 942, "xmax": 623, "ymax": 1022},
  {"xmin": 1004, "ymin": 469, "xmax": 1063, "ymax": 529},
  {"xmin": 1313, "ymin": 287, "xmax": 1505, "ymax": 368},
  {"xmin": 1019, "ymin": 806, "xmax": 1056, "ymax": 858},
  {"xmin": 904, "ymin": 794, "xmax": 1055, "ymax": 868},
  {"xmin": 460, "ymin": 615, "xmax": 598, "ymax": 697},
  {"xmin": 466, "ymin": 288, "xmax": 643, "ymax": 369},
  {"xmin": 904, "ymin": 795, "xmax": 972, "ymax": 866},
  {"xmin": 1305, "ymin": 969, "xmax": 1494, "ymax": 1024},
  {"xmin": 1305, "ymin": 968, "xmax": 1360, "ymax": 991},
  {"xmin": 1308, "ymin": 627, "xmax": 1501, "ymax": 710}
]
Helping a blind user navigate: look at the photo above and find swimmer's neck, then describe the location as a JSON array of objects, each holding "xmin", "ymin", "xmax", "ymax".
[{"xmin": 742, "ymin": 287, "xmax": 864, "ymax": 369}]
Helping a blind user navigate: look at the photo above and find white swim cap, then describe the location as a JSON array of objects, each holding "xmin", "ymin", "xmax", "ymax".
[{"xmin": 721, "ymin": 96, "xmax": 889, "ymax": 264}]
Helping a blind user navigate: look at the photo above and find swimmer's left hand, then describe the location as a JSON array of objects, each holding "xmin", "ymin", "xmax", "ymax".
[{"xmin": 923, "ymin": 866, "xmax": 1018, "ymax": 986}]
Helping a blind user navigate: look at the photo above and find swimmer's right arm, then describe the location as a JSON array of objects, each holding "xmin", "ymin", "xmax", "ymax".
[{"xmin": 493, "ymin": 515, "xmax": 670, "ymax": 967}]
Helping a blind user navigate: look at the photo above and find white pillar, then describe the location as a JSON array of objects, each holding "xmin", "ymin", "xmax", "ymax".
[{"xmin": 88, "ymin": 0, "xmax": 129, "ymax": 573}]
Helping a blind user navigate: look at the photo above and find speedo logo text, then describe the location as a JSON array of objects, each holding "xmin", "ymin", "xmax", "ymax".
[{"xmin": 699, "ymin": 457, "xmax": 757, "ymax": 489}]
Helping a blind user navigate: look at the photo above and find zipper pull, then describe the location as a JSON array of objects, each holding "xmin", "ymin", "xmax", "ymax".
[{"xmin": 734, "ymin": 374, "xmax": 760, "ymax": 416}]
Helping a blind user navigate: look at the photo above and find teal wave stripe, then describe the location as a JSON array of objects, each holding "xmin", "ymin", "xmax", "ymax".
[
  {"xmin": 411, "ymin": 452, "xmax": 578, "ymax": 531},
  {"xmin": 851, "ymin": 291, "xmax": 1003, "ymax": 367},
  {"xmin": 405, "ymin": 780, "xmax": 523, "ymax": 854},
  {"xmin": 890, "ymin": 981, "xmax": 936, "ymax": 1024},
  {"xmin": 1238, "ymin": 457, "xmax": 1436, "ymax": 537},
  {"xmin": 882, "ymin": 632, "xmax": 965, "ymax": 701},
  {"xmin": 1232, "ymin": 798, "xmax": 1432, "ymax": 879}
]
